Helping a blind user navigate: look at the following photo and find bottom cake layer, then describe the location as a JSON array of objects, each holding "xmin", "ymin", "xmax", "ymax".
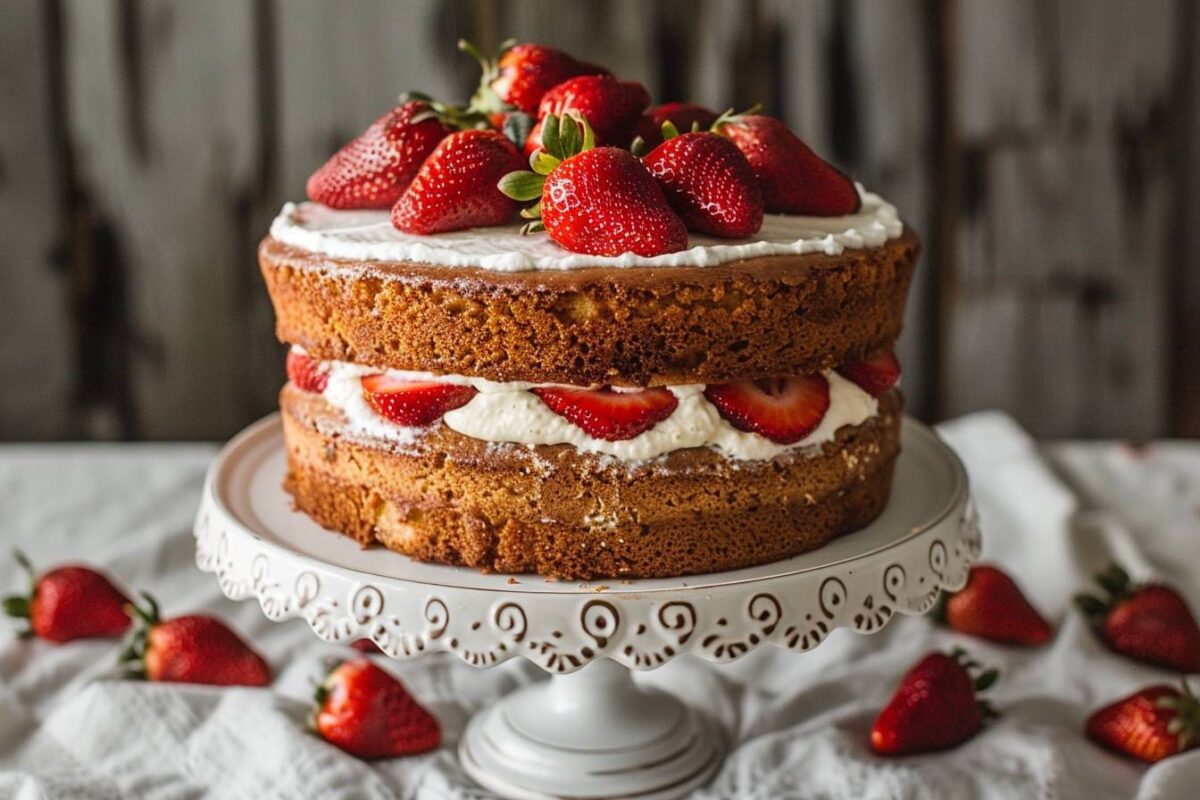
[{"xmin": 280, "ymin": 385, "xmax": 902, "ymax": 579}]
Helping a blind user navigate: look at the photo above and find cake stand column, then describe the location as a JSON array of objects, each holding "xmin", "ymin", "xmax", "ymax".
[{"xmin": 459, "ymin": 658, "xmax": 723, "ymax": 800}]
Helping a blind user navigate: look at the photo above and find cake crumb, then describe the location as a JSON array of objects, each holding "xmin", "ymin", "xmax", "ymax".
[
  {"xmin": 506, "ymin": 577, "xmax": 519, "ymax": 585},
  {"xmin": 593, "ymin": 585, "xmax": 609, "ymax": 592}
]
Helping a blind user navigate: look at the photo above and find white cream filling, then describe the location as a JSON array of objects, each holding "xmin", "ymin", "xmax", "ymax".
[
  {"xmin": 315, "ymin": 359, "xmax": 879, "ymax": 463},
  {"xmin": 270, "ymin": 185, "xmax": 902, "ymax": 273}
]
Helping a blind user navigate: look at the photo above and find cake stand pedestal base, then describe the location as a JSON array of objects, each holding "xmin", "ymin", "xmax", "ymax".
[{"xmin": 460, "ymin": 659, "xmax": 721, "ymax": 800}]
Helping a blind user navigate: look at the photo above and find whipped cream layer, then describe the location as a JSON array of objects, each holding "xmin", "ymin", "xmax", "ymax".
[
  {"xmin": 270, "ymin": 186, "xmax": 902, "ymax": 273},
  {"xmin": 316, "ymin": 359, "xmax": 880, "ymax": 463}
]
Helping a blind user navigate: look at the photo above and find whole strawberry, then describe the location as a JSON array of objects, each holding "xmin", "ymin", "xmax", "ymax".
[
  {"xmin": 525, "ymin": 75, "xmax": 650, "ymax": 155},
  {"xmin": 120, "ymin": 593, "xmax": 270, "ymax": 686},
  {"xmin": 936, "ymin": 564, "xmax": 1054, "ymax": 646},
  {"xmin": 312, "ymin": 659, "xmax": 441, "ymax": 759},
  {"xmin": 499, "ymin": 114, "xmax": 687, "ymax": 257},
  {"xmin": 1087, "ymin": 683, "xmax": 1200, "ymax": 763},
  {"xmin": 3, "ymin": 551, "xmax": 131, "ymax": 642},
  {"xmin": 1076, "ymin": 564, "xmax": 1200, "ymax": 673},
  {"xmin": 461, "ymin": 39, "xmax": 609, "ymax": 115},
  {"xmin": 392, "ymin": 129, "xmax": 525, "ymax": 234},
  {"xmin": 636, "ymin": 102, "xmax": 720, "ymax": 149},
  {"xmin": 307, "ymin": 101, "xmax": 455, "ymax": 210},
  {"xmin": 871, "ymin": 649, "xmax": 998, "ymax": 756},
  {"xmin": 714, "ymin": 112, "xmax": 860, "ymax": 216},
  {"xmin": 643, "ymin": 129, "xmax": 763, "ymax": 238}
]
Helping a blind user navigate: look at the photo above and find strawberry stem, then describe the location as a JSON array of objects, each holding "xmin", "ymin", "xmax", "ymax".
[
  {"xmin": 116, "ymin": 590, "xmax": 161, "ymax": 678},
  {"xmin": 2, "ymin": 596, "xmax": 30, "ymax": 619},
  {"xmin": 1074, "ymin": 562, "xmax": 1135, "ymax": 627},
  {"xmin": 4, "ymin": 550, "xmax": 36, "ymax": 631},
  {"xmin": 460, "ymin": 38, "xmax": 518, "ymax": 116},
  {"xmin": 710, "ymin": 102, "xmax": 765, "ymax": 133}
]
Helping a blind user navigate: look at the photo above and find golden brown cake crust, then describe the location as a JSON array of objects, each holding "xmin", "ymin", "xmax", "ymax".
[
  {"xmin": 279, "ymin": 385, "xmax": 903, "ymax": 580},
  {"xmin": 260, "ymin": 230, "xmax": 919, "ymax": 386}
]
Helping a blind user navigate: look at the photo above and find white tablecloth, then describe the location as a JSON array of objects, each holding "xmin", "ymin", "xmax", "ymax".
[{"xmin": 2, "ymin": 413, "xmax": 1198, "ymax": 799}]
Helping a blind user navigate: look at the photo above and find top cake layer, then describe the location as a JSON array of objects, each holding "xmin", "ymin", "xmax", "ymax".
[{"xmin": 260, "ymin": 188, "xmax": 917, "ymax": 386}]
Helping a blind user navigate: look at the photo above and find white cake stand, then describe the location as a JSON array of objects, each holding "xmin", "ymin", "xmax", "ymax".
[{"xmin": 194, "ymin": 416, "xmax": 979, "ymax": 799}]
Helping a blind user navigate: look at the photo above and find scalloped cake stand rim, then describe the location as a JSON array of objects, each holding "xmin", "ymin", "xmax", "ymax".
[
  {"xmin": 193, "ymin": 414, "xmax": 981, "ymax": 673},
  {"xmin": 193, "ymin": 415, "xmax": 980, "ymax": 800}
]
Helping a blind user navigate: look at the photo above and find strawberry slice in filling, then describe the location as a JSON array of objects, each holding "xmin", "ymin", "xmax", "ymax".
[
  {"xmin": 704, "ymin": 374, "xmax": 831, "ymax": 444},
  {"xmin": 361, "ymin": 374, "xmax": 478, "ymax": 427},
  {"xmin": 532, "ymin": 386, "xmax": 679, "ymax": 441},
  {"xmin": 836, "ymin": 347, "xmax": 901, "ymax": 397}
]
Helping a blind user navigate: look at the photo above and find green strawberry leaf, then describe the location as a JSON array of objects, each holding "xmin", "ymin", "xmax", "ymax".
[{"xmin": 497, "ymin": 171, "xmax": 545, "ymax": 202}]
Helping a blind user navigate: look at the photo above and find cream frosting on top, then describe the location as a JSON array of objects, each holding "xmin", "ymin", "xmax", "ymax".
[
  {"xmin": 270, "ymin": 185, "xmax": 902, "ymax": 273},
  {"xmin": 314, "ymin": 358, "xmax": 881, "ymax": 463}
]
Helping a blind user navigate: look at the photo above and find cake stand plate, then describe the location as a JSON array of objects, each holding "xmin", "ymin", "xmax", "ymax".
[{"xmin": 195, "ymin": 416, "xmax": 980, "ymax": 799}]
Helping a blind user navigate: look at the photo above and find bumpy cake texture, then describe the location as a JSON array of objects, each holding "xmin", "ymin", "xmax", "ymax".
[
  {"xmin": 260, "ymin": 230, "xmax": 917, "ymax": 386},
  {"xmin": 261, "ymin": 197, "xmax": 919, "ymax": 579},
  {"xmin": 281, "ymin": 385, "xmax": 902, "ymax": 579}
]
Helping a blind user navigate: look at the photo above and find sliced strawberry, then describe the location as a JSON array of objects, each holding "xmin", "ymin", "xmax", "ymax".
[
  {"xmin": 837, "ymin": 348, "xmax": 900, "ymax": 397},
  {"xmin": 286, "ymin": 348, "xmax": 330, "ymax": 394},
  {"xmin": 361, "ymin": 375, "xmax": 477, "ymax": 427},
  {"xmin": 533, "ymin": 386, "xmax": 678, "ymax": 441},
  {"xmin": 306, "ymin": 102, "xmax": 453, "ymax": 210},
  {"xmin": 704, "ymin": 374, "xmax": 830, "ymax": 444},
  {"xmin": 636, "ymin": 102, "xmax": 720, "ymax": 149},
  {"xmin": 391, "ymin": 129, "xmax": 525, "ymax": 234},
  {"xmin": 715, "ymin": 114, "xmax": 860, "ymax": 216}
]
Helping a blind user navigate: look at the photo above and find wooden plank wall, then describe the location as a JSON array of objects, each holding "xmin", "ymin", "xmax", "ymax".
[{"xmin": 0, "ymin": 0, "xmax": 1195, "ymax": 441}]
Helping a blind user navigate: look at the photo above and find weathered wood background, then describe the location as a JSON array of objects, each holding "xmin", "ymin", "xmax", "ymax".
[{"xmin": 1, "ymin": 0, "xmax": 1197, "ymax": 441}]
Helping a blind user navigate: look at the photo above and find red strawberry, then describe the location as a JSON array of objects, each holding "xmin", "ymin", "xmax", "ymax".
[
  {"xmin": 837, "ymin": 348, "xmax": 901, "ymax": 397},
  {"xmin": 312, "ymin": 659, "xmax": 441, "ymax": 759},
  {"xmin": 871, "ymin": 650, "xmax": 998, "ymax": 756},
  {"xmin": 542, "ymin": 148, "xmax": 686, "ymax": 256},
  {"xmin": 500, "ymin": 115, "xmax": 687, "ymax": 257},
  {"xmin": 351, "ymin": 638, "xmax": 382, "ymax": 654},
  {"xmin": 120, "ymin": 593, "xmax": 270, "ymax": 686},
  {"xmin": 715, "ymin": 114, "xmax": 860, "ymax": 216},
  {"xmin": 704, "ymin": 374, "xmax": 830, "ymax": 444},
  {"xmin": 938, "ymin": 564, "xmax": 1054, "ymax": 646},
  {"xmin": 1076, "ymin": 564, "xmax": 1200, "ymax": 673},
  {"xmin": 643, "ymin": 131, "xmax": 763, "ymax": 238},
  {"xmin": 462, "ymin": 40, "xmax": 609, "ymax": 116},
  {"xmin": 525, "ymin": 75, "xmax": 650, "ymax": 156},
  {"xmin": 1086, "ymin": 684, "xmax": 1200, "ymax": 763},
  {"xmin": 3, "ymin": 551, "xmax": 131, "ymax": 642},
  {"xmin": 533, "ymin": 386, "xmax": 678, "ymax": 441},
  {"xmin": 361, "ymin": 375, "xmax": 477, "ymax": 427},
  {"xmin": 636, "ymin": 102, "xmax": 720, "ymax": 149},
  {"xmin": 391, "ymin": 129, "xmax": 525, "ymax": 234},
  {"xmin": 306, "ymin": 102, "xmax": 453, "ymax": 210},
  {"xmin": 286, "ymin": 347, "xmax": 330, "ymax": 394}
]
